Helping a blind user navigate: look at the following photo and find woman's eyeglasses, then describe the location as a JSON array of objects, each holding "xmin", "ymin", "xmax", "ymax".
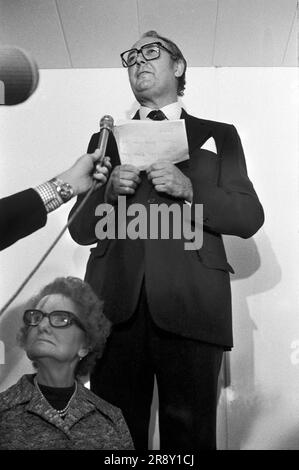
[{"xmin": 23, "ymin": 309, "xmax": 86, "ymax": 332}]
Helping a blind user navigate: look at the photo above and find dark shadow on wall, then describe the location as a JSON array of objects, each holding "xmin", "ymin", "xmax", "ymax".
[
  {"xmin": 148, "ymin": 229, "xmax": 281, "ymax": 450},
  {"xmin": 219, "ymin": 229, "xmax": 281, "ymax": 449}
]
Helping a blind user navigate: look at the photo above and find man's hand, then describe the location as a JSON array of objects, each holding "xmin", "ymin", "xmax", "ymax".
[
  {"xmin": 105, "ymin": 164, "xmax": 141, "ymax": 204},
  {"xmin": 58, "ymin": 149, "xmax": 112, "ymax": 195},
  {"xmin": 147, "ymin": 161, "xmax": 193, "ymax": 202}
]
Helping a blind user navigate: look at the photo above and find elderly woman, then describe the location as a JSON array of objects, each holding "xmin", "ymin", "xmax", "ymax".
[{"xmin": 0, "ymin": 276, "xmax": 134, "ymax": 450}]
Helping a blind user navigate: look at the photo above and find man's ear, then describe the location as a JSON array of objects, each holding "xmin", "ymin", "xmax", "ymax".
[{"xmin": 174, "ymin": 59, "xmax": 185, "ymax": 78}]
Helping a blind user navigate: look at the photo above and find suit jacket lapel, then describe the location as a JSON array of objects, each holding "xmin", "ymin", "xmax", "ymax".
[{"xmin": 180, "ymin": 109, "xmax": 212, "ymax": 154}]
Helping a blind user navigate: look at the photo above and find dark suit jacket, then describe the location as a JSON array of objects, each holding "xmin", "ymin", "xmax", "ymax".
[
  {"xmin": 0, "ymin": 188, "xmax": 47, "ymax": 251},
  {"xmin": 68, "ymin": 110, "xmax": 264, "ymax": 349}
]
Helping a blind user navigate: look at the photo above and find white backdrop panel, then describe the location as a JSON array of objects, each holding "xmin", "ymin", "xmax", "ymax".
[{"xmin": 0, "ymin": 67, "xmax": 298, "ymax": 449}]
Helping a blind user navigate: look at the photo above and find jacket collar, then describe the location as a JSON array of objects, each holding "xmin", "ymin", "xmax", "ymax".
[
  {"xmin": 0, "ymin": 374, "xmax": 33, "ymax": 410},
  {"xmin": 26, "ymin": 378, "xmax": 97, "ymax": 436},
  {"xmin": 0, "ymin": 374, "xmax": 115, "ymax": 437}
]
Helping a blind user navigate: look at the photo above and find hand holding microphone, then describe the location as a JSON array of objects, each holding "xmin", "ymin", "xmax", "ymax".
[
  {"xmin": 58, "ymin": 151, "xmax": 112, "ymax": 196},
  {"xmin": 58, "ymin": 115, "xmax": 114, "ymax": 195},
  {"xmin": 0, "ymin": 114, "xmax": 114, "ymax": 312}
]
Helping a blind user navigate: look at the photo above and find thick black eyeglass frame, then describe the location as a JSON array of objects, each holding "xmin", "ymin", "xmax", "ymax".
[
  {"xmin": 120, "ymin": 41, "xmax": 176, "ymax": 68},
  {"xmin": 23, "ymin": 309, "xmax": 86, "ymax": 332}
]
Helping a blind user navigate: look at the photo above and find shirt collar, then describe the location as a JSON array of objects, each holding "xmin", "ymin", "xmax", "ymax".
[{"xmin": 139, "ymin": 101, "xmax": 182, "ymax": 121}]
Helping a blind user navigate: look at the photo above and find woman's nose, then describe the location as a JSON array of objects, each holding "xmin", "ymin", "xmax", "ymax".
[{"xmin": 37, "ymin": 316, "xmax": 51, "ymax": 331}]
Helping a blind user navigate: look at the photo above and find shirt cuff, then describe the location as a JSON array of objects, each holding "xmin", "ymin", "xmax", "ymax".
[{"xmin": 34, "ymin": 181, "xmax": 63, "ymax": 213}]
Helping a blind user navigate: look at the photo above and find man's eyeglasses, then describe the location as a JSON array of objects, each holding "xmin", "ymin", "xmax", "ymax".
[
  {"xmin": 120, "ymin": 41, "xmax": 175, "ymax": 68},
  {"xmin": 23, "ymin": 309, "xmax": 86, "ymax": 332}
]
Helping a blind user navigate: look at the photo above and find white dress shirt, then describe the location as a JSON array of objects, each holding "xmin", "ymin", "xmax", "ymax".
[{"xmin": 139, "ymin": 102, "xmax": 182, "ymax": 121}]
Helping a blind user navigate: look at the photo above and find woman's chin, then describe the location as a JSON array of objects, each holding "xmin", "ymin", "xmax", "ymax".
[{"xmin": 26, "ymin": 344, "xmax": 54, "ymax": 360}]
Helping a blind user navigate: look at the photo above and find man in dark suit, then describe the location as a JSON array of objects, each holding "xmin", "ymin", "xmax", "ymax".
[{"xmin": 68, "ymin": 30, "xmax": 264, "ymax": 450}]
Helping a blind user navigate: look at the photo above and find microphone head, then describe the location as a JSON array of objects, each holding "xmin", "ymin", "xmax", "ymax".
[
  {"xmin": 0, "ymin": 46, "xmax": 39, "ymax": 106},
  {"xmin": 100, "ymin": 115, "xmax": 114, "ymax": 131}
]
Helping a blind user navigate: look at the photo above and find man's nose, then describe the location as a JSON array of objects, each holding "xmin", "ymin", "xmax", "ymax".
[{"xmin": 136, "ymin": 51, "xmax": 146, "ymax": 65}]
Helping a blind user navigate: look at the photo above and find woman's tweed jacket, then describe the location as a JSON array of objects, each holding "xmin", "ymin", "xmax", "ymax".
[{"xmin": 0, "ymin": 374, "xmax": 134, "ymax": 450}]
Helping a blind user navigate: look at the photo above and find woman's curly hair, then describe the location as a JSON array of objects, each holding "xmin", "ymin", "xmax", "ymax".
[{"xmin": 18, "ymin": 276, "xmax": 111, "ymax": 378}]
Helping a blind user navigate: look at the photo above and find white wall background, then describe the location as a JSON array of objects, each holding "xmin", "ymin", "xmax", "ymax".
[{"xmin": 0, "ymin": 66, "xmax": 298, "ymax": 449}]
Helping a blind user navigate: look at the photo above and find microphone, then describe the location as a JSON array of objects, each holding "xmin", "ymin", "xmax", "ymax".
[
  {"xmin": 0, "ymin": 46, "xmax": 39, "ymax": 105},
  {"xmin": 96, "ymin": 115, "xmax": 114, "ymax": 164}
]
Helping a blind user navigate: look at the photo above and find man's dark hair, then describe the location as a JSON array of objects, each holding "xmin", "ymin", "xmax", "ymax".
[{"xmin": 141, "ymin": 30, "xmax": 187, "ymax": 96}]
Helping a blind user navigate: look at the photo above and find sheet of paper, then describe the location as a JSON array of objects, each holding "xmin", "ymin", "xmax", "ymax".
[{"xmin": 113, "ymin": 119, "xmax": 189, "ymax": 170}]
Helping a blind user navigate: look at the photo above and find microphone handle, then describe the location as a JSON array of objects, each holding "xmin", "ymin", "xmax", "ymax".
[{"xmin": 96, "ymin": 127, "xmax": 110, "ymax": 165}]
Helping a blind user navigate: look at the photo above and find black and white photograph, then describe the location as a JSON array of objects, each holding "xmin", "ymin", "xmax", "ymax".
[{"xmin": 0, "ymin": 0, "xmax": 298, "ymax": 455}]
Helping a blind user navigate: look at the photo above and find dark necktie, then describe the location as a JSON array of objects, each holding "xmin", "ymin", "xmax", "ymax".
[{"xmin": 147, "ymin": 109, "xmax": 167, "ymax": 121}]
